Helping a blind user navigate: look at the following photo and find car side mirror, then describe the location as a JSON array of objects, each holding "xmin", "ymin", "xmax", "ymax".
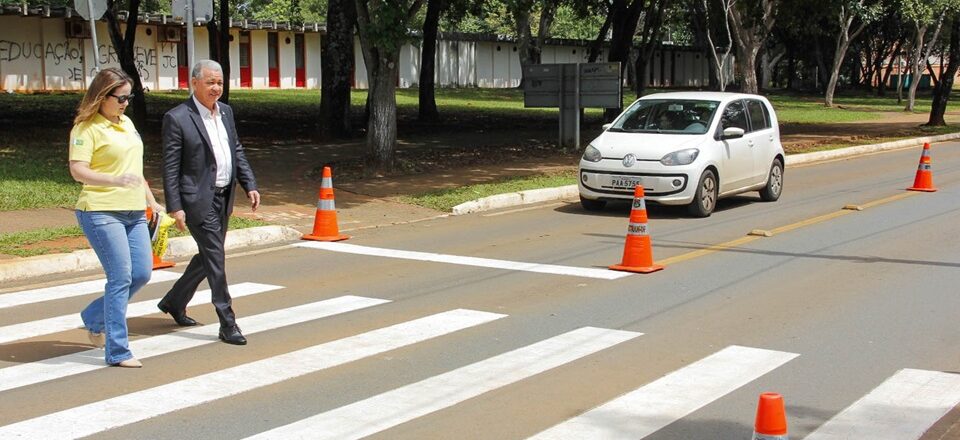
[
  {"xmin": 721, "ymin": 127, "xmax": 745, "ymax": 139},
  {"xmin": 602, "ymin": 123, "xmax": 612, "ymax": 131}
]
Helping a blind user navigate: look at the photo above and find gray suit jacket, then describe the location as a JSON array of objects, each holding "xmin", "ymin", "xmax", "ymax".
[{"xmin": 161, "ymin": 98, "xmax": 257, "ymax": 225}]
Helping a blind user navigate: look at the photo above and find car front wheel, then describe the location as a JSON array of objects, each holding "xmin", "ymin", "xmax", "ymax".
[
  {"xmin": 580, "ymin": 196, "xmax": 607, "ymax": 211},
  {"xmin": 759, "ymin": 158, "xmax": 783, "ymax": 202},
  {"xmin": 687, "ymin": 170, "xmax": 717, "ymax": 217}
]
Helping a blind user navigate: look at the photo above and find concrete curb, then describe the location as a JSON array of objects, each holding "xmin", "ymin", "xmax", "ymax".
[
  {"xmin": 451, "ymin": 186, "xmax": 579, "ymax": 215},
  {"xmin": 784, "ymin": 131, "xmax": 960, "ymax": 166},
  {"xmin": 0, "ymin": 225, "xmax": 302, "ymax": 283},
  {"xmin": 451, "ymin": 132, "xmax": 960, "ymax": 216}
]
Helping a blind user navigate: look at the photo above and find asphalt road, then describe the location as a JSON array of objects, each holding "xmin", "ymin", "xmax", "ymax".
[{"xmin": 1, "ymin": 142, "xmax": 959, "ymax": 439}]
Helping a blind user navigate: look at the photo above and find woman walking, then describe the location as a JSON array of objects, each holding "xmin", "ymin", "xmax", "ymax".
[{"xmin": 69, "ymin": 67, "xmax": 162, "ymax": 368}]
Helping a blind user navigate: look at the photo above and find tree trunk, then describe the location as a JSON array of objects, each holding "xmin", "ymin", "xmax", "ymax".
[
  {"xmin": 928, "ymin": 15, "xmax": 960, "ymax": 126},
  {"xmin": 219, "ymin": 0, "xmax": 231, "ymax": 103},
  {"xmin": 737, "ymin": 49, "xmax": 759, "ymax": 93},
  {"xmin": 367, "ymin": 64, "xmax": 398, "ymax": 175},
  {"xmin": 907, "ymin": 15, "xmax": 944, "ymax": 111},
  {"xmin": 906, "ymin": 25, "xmax": 926, "ymax": 111},
  {"xmin": 825, "ymin": 12, "xmax": 866, "ymax": 107},
  {"xmin": 513, "ymin": 0, "xmax": 536, "ymax": 88},
  {"xmin": 825, "ymin": 40, "xmax": 849, "ymax": 107},
  {"xmin": 104, "ymin": 0, "xmax": 146, "ymax": 128},
  {"xmin": 881, "ymin": 40, "xmax": 902, "ymax": 97},
  {"xmin": 418, "ymin": 0, "xmax": 442, "ymax": 121},
  {"xmin": 588, "ymin": 14, "xmax": 613, "ymax": 62},
  {"xmin": 604, "ymin": 0, "xmax": 645, "ymax": 118},
  {"xmin": 728, "ymin": 0, "xmax": 778, "ymax": 95},
  {"xmin": 320, "ymin": 0, "xmax": 355, "ymax": 138}
]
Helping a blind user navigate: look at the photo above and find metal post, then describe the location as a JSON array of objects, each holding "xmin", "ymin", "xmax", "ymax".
[
  {"xmin": 86, "ymin": 0, "xmax": 100, "ymax": 72},
  {"xmin": 185, "ymin": 0, "xmax": 194, "ymax": 93}
]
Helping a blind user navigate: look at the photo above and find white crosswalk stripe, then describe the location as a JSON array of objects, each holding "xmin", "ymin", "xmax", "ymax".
[
  {"xmin": 2, "ymin": 277, "xmax": 957, "ymax": 439},
  {"xmin": 529, "ymin": 345, "xmax": 799, "ymax": 439},
  {"xmin": 245, "ymin": 326, "xmax": 642, "ymax": 440},
  {"xmin": 0, "ymin": 308, "xmax": 506, "ymax": 439},
  {"xmin": 0, "ymin": 270, "xmax": 180, "ymax": 310},
  {"xmin": 0, "ymin": 295, "xmax": 388, "ymax": 393},
  {"xmin": 0, "ymin": 282, "xmax": 282, "ymax": 345},
  {"xmin": 295, "ymin": 241, "xmax": 632, "ymax": 280},
  {"xmin": 804, "ymin": 368, "xmax": 960, "ymax": 440}
]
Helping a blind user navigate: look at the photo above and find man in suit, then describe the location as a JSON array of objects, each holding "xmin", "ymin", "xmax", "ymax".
[{"xmin": 158, "ymin": 60, "xmax": 260, "ymax": 345}]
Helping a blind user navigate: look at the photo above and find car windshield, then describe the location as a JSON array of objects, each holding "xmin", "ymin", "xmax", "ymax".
[{"xmin": 609, "ymin": 99, "xmax": 720, "ymax": 135}]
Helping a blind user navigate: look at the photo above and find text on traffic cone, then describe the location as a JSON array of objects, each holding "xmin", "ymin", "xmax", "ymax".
[
  {"xmin": 907, "ymin": 142, "xmax": 937, "ymax": 192},
  {"xmin": 145, "ymin": 207, "xmax": 175, "ymax": 270},
  {"xmin": 302, "ymin": 166, "xmax": 350, "ymax": 242},
  {"xmin": 609, "ymin": 185, "xmax": 664, "ymax": 274},
  {"xmin": 753, "ymin": 392, "xmax": 788, "ymax": 440}
]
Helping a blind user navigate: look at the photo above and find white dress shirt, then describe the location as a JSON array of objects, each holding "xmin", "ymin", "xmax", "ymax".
[{"xmin": 192, "ymin": 95, "xmax": 233, "ymax": 188}]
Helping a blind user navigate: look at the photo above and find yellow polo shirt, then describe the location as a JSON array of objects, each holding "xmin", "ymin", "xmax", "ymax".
[{"xmin": 69, "ymin": 113, "xmax": 146, "ymax": 211}]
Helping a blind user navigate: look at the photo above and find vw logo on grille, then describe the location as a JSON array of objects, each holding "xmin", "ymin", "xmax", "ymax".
[{"xmin": 622, "ymin": 154, "xmax": 637, "ymax": 167}]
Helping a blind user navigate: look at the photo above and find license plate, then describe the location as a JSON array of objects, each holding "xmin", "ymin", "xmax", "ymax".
[{"xmin": 610, "ymin": 176, "xmax": 643, "ymax": 189}]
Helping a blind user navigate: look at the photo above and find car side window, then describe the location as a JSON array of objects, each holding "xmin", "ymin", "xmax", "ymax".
[
  {"xmin": 720, "ymin": 100, "xmax": 749, "ymax": 132},
  {"xmin": 746, "ymin": 100, "xmax": 770, "ymax": 132}
]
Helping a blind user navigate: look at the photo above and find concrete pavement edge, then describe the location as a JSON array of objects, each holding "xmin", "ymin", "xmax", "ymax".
[
  {"xmin": 451, "ymin": 132, "xmax": 960, "ymax": 216},
  {"xmin": 0, "ymin": 225, "xmax": 302, "ymax": 284}
]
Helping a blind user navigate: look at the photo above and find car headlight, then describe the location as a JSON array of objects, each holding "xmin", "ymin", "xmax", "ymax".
[
  {"xmin": 660, "ymin": 148, "xmax": 699, "ymax": 166},
  {"xmin": 582, "ymin": 144, "xmax": 602, "ymax": 162}
]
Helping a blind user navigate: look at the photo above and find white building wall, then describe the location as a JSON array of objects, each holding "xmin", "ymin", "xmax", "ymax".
[
  {"xmin": 507, "ymin": 44, "xmax": 521, "ymax": 87},
  {"xmin": 400, "ymin": 42, "xmax": 419, "ymax": 88},
  {"xmin": 227, "ymin": 29, "xmax": 240, "ymax": 89},
  {"xmin": 250, "ymin": 30, "xmax": 268, "ymax": 88},
  {"xmin": 193, "ymin": 26, "xmax": 210, "ymax": 62},
  {"xmin": 459, "ymin": 41, "xmax": 475, "ymax": 86},
  {"xmin": 305, "ymin": 33, "xmax": 321, "ymax": 89},
  {"xmin": 41, "ymin": 19, "xmax": 86, "ymax": 90},
  {"xmin": 278, "ymin": 31, "xmax": 294, "ymax": 88},
  {"xmin": 353, "ymin": 38, "xmax": 368, "ymax": 89},
  {"xmin": 492, "ymin": 43, "xmax": 513, "ymax": 87},
  {"xmin": 0, "ymin": 17, "xmax": 47, "ymax": 91}
]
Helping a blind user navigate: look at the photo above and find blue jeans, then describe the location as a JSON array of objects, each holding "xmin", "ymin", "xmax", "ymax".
[{"xmin": 76, "ymin": 210, "xmax": 152, "ymax": 365}]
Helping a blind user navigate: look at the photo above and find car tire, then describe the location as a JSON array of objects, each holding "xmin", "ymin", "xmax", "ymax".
[
  {"xmin": 759, "ymin": 158, "xmax": 784, "ymax": 202},
  {"xmin": 580, "ymin": 196, "xmax": 606, "ymax": 211},
  {"xmin": 687, "ymin": 170, "xmax": 717, "ymax": 217}
]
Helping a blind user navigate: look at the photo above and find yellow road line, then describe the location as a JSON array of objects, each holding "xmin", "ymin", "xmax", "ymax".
[{"xmin": 656, "ymin": 191, "xmax": 921, "ymax": 266}]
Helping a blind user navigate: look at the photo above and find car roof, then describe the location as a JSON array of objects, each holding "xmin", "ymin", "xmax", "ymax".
[{"xmin": 637, "ymin": 91, "xmax": 767, "ymax": 102}]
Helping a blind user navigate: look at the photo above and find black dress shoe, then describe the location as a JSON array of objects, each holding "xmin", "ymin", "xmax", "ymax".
[
  {"xmin": 219, "ymin": 326, "xmax": 247, "ymax": 345},
  {"xmin": 157, "ymin": 302, "xmax": 199, "ymax": 327}
]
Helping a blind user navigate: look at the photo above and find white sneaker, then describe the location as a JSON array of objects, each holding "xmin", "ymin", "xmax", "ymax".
[{"xmin": 113, "ymin": 357, "xmax": 142, "ymax": 368}]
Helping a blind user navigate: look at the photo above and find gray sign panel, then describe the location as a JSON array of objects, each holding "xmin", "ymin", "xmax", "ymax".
[
  {"xmin": 172, "ymin": 0, "xmax": 214, "ymax": 21},
  {"xmin": 523, "ymin": 63, "xmax": 621, "ymax": 108},
  {"xmin": 73, "ymin": 0, "xmax": 108, "ymax": 21}
]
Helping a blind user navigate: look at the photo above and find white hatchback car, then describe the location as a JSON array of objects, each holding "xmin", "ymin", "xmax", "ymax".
[{"xmin": 578, "ymin": 92, "xmax": 785, "ymax": 217}]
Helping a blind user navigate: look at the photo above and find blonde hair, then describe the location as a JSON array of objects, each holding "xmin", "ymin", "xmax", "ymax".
[{"xmin": 73, "ymin": 67, "xmax": 133, "ymax": 125}]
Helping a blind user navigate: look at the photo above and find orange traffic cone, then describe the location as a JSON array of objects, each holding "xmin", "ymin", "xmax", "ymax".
[
  {"xmin": 907, "ymin": 142, "xmax": 937, "ymax": 192},
  {"xmin": 753, "ymin": 392, "xmax": 788, "ymax": 440},
  {"xmin": 145, "ymin": 207, "xmax": 175, "ymax": 270},
  {"xmin": 609, "ymin": 185, "xmax": 663, "ymax": 273},
  {"xmin": 302, "ymin": 166, "xmax": 349, "ymax": 242}
]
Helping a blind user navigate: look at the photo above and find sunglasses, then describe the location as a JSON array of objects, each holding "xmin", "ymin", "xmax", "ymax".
[{"xmin": 107, "ymin": 93, "xmax": 135, "ymax": 104}]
